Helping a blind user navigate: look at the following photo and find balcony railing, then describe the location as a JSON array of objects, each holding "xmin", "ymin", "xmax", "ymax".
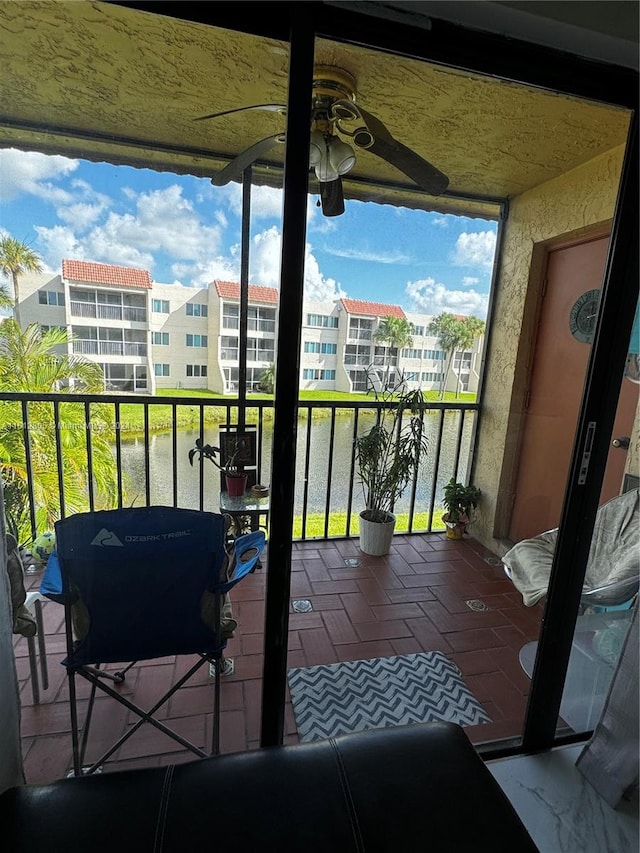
[
  {"xmin": 70, "ymin": 302, "xmax": 147, "ymax": 322},
  {"xmin": 0, "ymin": 392, "xmax": 478, "ymax": 544},
  {"xmin": 72, "ymin": 341, "xmax": 148, "ymax": 357}
]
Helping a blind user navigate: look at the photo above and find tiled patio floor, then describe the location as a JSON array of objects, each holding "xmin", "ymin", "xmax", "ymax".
[{"xmin": 14, "ymin": 532, "xmax": 544, "ymax": 784}]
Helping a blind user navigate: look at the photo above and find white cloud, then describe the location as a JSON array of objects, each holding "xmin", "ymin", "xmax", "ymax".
[
  {"xmin": 461, "ymin": 276, "xmax": 479, "ymax": 287},
  {"xmin": 431, "ymin": 216, "xmax": 449, "ymax": 228},
  {"xmin": 57, "ymin": 203, "xmax": 107, "ymax": 230},
  {"xmin": 406, "ymin": 277, "xmax": 489, "ymax": 319},
  {"xmin": 35, "ymin": 223, "xmax": 155, "ymax": 272},
  {"xmin": 233, "ymin": 225, "xmax": 346, "ymax": 301},
  {"xmin": 225, "ymin": 182, "xmax": 285, "ymax": 220},
  {"xmin": 303, "ymin": 247, "xmax": 346, "ymax": 302},
  {"xmin": 250, "ymin": 226, "xmax": 282, "ymax": 287},
  {"xmin": 0, "ymin": 149, "xmax": 79, "ymax": 202},
  {"xmin": 323, "ymin": 245, "xmax": 410, "ymax": 264},
  {"xmin": 452, "ymin": 230, "xmax": 496, "ymax": 268},
  {"xmin": 36, "ymin": 185, "xmax": 224, "ymax": 281}
]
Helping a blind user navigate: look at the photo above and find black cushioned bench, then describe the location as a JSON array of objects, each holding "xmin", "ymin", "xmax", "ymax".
[{"xmin": 0, "ymin": 723, "xmax": 537, "ymax": 852}]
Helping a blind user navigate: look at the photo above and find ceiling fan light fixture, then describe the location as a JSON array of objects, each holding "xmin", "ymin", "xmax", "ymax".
[
  {"xmin": 314, "ymin": 159, "xmax": 339, "ymax": 182},
  {"xmin": 309, "ymin": 130, "xmax": 325, "ymax": 167},
  {"xmin": 328, "ymin": 137, "xmax": 356, "ymax": 175}
]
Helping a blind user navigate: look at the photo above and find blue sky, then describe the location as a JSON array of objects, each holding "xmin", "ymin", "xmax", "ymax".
[{"xmin": 0, "ymin": 147, "xmax": 497, "ymax": 318}]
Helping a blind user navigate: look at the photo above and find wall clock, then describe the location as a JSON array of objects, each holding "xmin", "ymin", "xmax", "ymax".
[{"xmin": 569, "ymin": 288, "xmax": 600, "ymax": 343}]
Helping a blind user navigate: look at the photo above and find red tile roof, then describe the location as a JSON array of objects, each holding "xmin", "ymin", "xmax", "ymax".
[
  {"xmin": 214, "ymin": 280, "xmax": 279, "ymax": 304},
  {"xmin": 62, "ymin": 260, "xmax": 152, "ymax": 289},
  {"xmin": 340, "ymin": 298, "xmax": 406, "ymax": 320}
]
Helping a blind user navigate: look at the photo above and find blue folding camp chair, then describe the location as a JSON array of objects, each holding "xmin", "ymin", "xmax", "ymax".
[{"xmin": 40, "ymin": 506, "xmax": 264, "ymax": 776}]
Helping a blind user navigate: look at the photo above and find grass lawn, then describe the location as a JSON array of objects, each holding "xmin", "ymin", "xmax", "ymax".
[
  {"xmin": 114, "ymin": 388, "xmax": 477, "ymax": 435},
  {"xmin": 292, "ymin": 510, "xmax": 447, "ymax": 538}
]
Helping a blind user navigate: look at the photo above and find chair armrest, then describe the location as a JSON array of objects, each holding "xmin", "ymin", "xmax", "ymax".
[
  {"xmin": 39, "ymin": 551, "xmax": 67, "ymax": 604},
  {"xmin": 220, "ymin": 530, "xmax": 265, "ymax": 592}
]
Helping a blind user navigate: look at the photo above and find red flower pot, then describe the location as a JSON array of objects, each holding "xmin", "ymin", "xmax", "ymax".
[{"xmin": 225, "ymin": 473, "xmax": 248, "ymax": 497}]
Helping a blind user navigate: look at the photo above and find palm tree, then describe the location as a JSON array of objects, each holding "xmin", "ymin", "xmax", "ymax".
[
  {"xmin": 428, "ymin": 313, "xmax": 486, "ymax": 398},
  {"xmin": 427, "ymin": 313, "xmax": 464, "ymax": 399},
  {"xmin": 452, "ymin": 316, "xmax": 485, "ymax": 397},
  {"xmin": 0, "ymin": 321, "xmax": 119, "ymax": 543},
  {"xmin": 0, "ymin": 236, "xmax": 43, "ymax": 328},
  {"xmin": 373, "ymin": 316, "xmax": 413, "ymax": 391}
]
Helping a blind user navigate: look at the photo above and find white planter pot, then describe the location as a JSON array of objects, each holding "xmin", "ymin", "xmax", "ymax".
[{"xmin": 359, "ymin": 511, "xmax": 396, "ymax": 556}]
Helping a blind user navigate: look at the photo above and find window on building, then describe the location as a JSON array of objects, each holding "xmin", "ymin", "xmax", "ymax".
[
  {"xmin": 453, "ymin": 351, "xmax": 473, "ymax": 370},
  {"xmin": 410, "ymin": 324, "xmax": 425, "ymax": 336},
  {"xmin": 421, "ymin": 371, "xmax": 444, "ymax": 382},
  {"xmin": 220, "ymin": 335, "xmax": 239, "ymax": 360},
  {"xmin": 38, "ymin": 290, "xmax": 65, "ymax": 306},
  {"xmin": 247, "ymin": 337, "xmax": 275, "ymax": 362},
  {"xmin": 186, "ymin": 303, "xmax": 208, "ymax": 317},
  {"xmin": 348, "ymin": 369, "xmax": 368, "ymax": 392},
  {"xmin": 405, "ymin": 372, "xmax": 419, "ymax": 382},
  {"xmin": 344, "ymin": 344, "xmax": 371, "ymax": 365},
  {"xmin": 424, "ymin": 349, "xmax": 445, "ymax": 360},
  {"xmin": 348, "ymin": 317, "xmax": 373, "ymax": 339},
  {"xmin": 152, "ymin": 332, "xmax": 169, "ymax": 345},
  {"xmin": 186, "ymin": 334, "xmax": 208, "ymax": 347},
  {"xmin": 154, "ymin": 364, "xmax": 170, "ymax": 377},
  {"xmin": 304, "ymin": 341, "xmax": 320, "ymax": 353},
  {"xmin": 186, "ymin": 364, "xmax": 208, "ymax": 377},
  {"xmin": 41, "ymin": 324, "xmax": 66, "ymax": 334},
  {"xmin": 248, "ymin": 305, "xmax": 276, "ymax": 333},
  {"xmin": 374, "ymin": 345, "xmax": 398, "ymax": 366},
  {"xmin": 223, "ymin": 303, "xmax": 239, "ymax": 330},
  {"xmin": 305, "ymin": 341, "xmax": 337, "ymax": 355},
  {"xmin": 321, "ymin": 343, "xmax": 337, "ymax": 354},
  {"xmin": 302, "ymin": 368, "xmax": 335, "ymax": 380},
  {"xmin": 402, "ymin": 348, "xmax": 421, "ymax": 359},
  {"xmin": 152, "ymin": 299, "xmax": 170, "ymax": 313},
  {"xmin": 306, "ymin": 313, "xmax": 338, "ymax": 328}
]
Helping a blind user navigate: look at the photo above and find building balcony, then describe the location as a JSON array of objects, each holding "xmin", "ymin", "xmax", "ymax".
[
  {"xmin": 6, "ymin": 391, "xmax": 542, "ymax": 786},
  {"xmin": 72, "ymin": 341, "xmax": 148, "ymax": 357},
  {"xmin": 70, "ymin": 302, "xmax": 147, "ymax": 323}
]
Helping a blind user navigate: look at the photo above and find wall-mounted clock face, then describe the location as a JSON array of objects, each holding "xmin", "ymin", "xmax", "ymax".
[{"xmin": 569, "ymin": 288, "xmax": 600, "ymax": 343}]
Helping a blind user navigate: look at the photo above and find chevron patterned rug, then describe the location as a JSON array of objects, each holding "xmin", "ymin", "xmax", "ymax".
[{"xmin": 287, "ymin": 651, "xmax": 491, "ymax": 742}]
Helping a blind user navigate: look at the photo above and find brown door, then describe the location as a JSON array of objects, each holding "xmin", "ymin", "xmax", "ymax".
[{"xmin": 509, "ymin": 233, "xmax": 638, "ymax": 542}]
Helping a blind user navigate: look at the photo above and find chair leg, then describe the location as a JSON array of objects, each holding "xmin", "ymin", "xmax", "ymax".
[
  {"xmin": 27, "ymin": 636, "xmax": 40, "ymax": 705},
  {"xmin": 68, "ymin": 668, "xmax": 82, "ymax": 777},
  {"xmin": 34, "ymin": 599, "xmax": 48, "ymax": 690},
  {"xmin": 212, "ymin": 655, "xmax": 221, "ymax": 756}
]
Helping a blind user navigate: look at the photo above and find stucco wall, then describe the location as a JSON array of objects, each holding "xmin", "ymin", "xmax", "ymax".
[{"xmin": 473, "ymin": 143, "xmax": 627, "ymax": 553}]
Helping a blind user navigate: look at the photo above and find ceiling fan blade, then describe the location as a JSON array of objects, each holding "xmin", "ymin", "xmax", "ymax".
[
  {"xmin": 195, "ymin": 104, "xmax": 286, "ymax": 122},
  {"xmin": 356, "ymin": 106, "xmax": 396, "ymax": 146},
  {"xmin": 367, "ymin": 135, "xmax": 449, "ymax": 195},
  {"xmin": 211, "ymin": 134, "xmax": 286, "ymax": 186},
  {"xmin": 319, "ymin": 178, "xmax": 345, "ymax": 217}
]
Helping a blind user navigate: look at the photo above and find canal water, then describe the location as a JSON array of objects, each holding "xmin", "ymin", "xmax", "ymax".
[{"xmin": 117, "ymin": 411, "xmax": 473, "ymax": 519}]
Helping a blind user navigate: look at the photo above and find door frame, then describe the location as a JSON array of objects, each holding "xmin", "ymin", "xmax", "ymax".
[{"xmin": 494, "ymin": 220, "xmax": 613, "ymax": 543}]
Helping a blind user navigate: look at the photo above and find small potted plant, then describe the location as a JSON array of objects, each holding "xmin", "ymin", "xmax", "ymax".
[
  {"xmin": 189, "ymin": 437, "xmax": 248, "ymax": 496},
  {"xmin": 354, "ymin": 372, "xmax": 429, "ymax": 556},
  {"xmin": 441, "ymin": 478, "xmax": 481, "ymax": 539}
]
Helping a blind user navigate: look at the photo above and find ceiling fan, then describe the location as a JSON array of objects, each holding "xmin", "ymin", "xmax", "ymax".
[{"xmin": 195, "ymin": 66, "xmax": 449, "ymax": 217}]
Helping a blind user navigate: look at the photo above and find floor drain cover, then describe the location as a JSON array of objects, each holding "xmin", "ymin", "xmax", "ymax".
[
  {"xmin": 292, "ymin": 599, "xmax": 313, "ymax": 613},
  {"xmin": 344, "ymin": 558, "xmax": 361, "ymax": 567},
  {"xmin": 66, "ymin": 765, "xmax": 103, "ymax": 777},
  {"xmin": 209, "ymin": 658, "xmax": 235, "ymax": 678},
  {"xmin": 465, "ymin": 599, "xmax": 489, "ymax": 612}
]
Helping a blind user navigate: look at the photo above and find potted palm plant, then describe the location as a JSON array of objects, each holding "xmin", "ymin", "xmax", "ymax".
[
  {"xmin": 441, "ymin": 478, "xmax": 481, "ymax": 539},
  {"xmin": 354, "ymin": 375, "xmax": 428, "ymax": 556},
  {"xmin": 188, "ymin": 437, "xmax": 248, "ymax": 496}
]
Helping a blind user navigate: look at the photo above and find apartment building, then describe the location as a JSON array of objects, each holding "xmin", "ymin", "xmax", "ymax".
[{"xmin": 17, "ymin": 260, "xmax": 483, "ymax": 396}]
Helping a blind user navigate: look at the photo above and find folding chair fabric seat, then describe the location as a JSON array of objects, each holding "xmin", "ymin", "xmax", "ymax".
[{"xmin": 40, "ymin": 506, "xmax": 264, "ymax": 774}]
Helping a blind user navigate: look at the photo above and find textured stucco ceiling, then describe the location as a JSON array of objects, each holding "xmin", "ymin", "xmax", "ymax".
[{"xmin": 0, "ymin": 1, "xmax": 631, "ymax": 219}]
